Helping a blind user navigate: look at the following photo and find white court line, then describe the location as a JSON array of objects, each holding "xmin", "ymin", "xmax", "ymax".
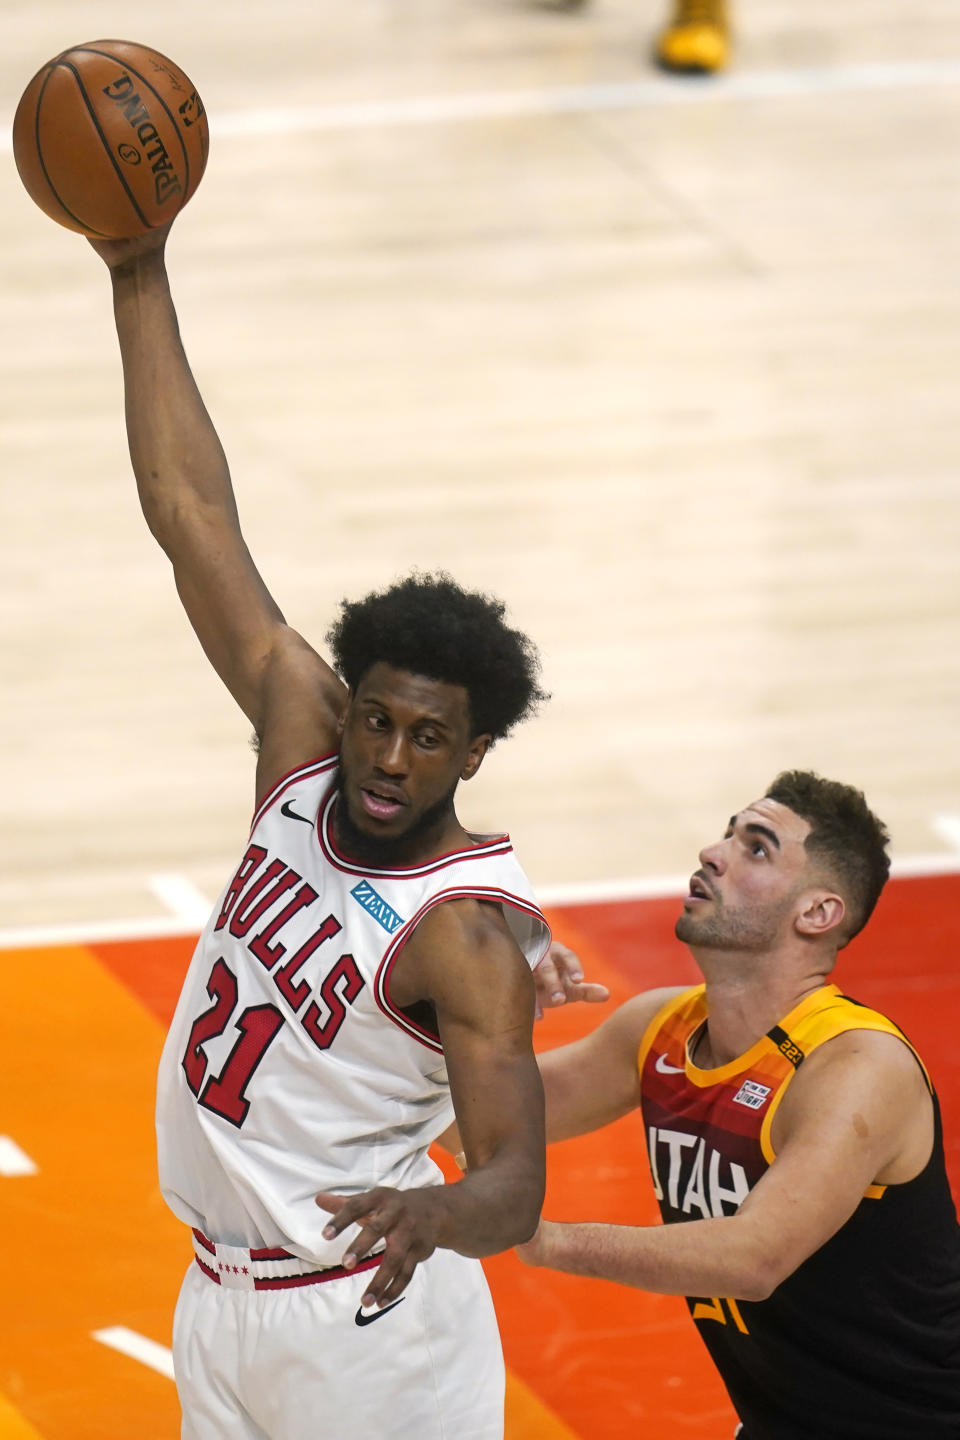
[
  {"xmin": 148, "ymin": 872, "xmax": 214, "ymax": 929},
  {"xmin": 2, "ymin": 60, "xmax": 959, "ymax": 156},
  {"xmin": 0, "ymin": 912, "xmax": 204, "ymax": 950},
  {"xmin": 889, "ymin": 852, "xmax": 960, "ymax": 879},
  {"xmin": 1, "ymin": 851, "xmax": 959, "ymax": 950},
  {"xmin": 537, "ymin": 852, "xmax": 960, "ymax": 907},
  {"xmin": 932, "ymin": 815, "xmax": 960, "ymax": 853},
  {"xmin": 92, "ymin": 1327, "xmax": 175, "ymax": 1380},
  {"xmin": 0, "ymin": 1137, "xmax": 38, "ymax": 1177},
  {"xmin": 208, "ymin": 60, "xmax": 960, "ymax": 139}
]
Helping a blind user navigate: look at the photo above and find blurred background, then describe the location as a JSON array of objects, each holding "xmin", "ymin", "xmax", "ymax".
[
  {"xmin": 2, "ymin": 2, "xmax": 960, "ymax": 1436},
  {"xmin": 3, "ymin": 0, "xmax": 960, "ymax": 935}
]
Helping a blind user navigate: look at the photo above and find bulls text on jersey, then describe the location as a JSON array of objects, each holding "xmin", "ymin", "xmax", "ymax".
[{"xmin": 181, "ymin": 843, "xmax": 368, "ymax": 1126}]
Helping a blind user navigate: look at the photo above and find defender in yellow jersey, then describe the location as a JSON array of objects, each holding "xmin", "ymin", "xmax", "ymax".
[{"xmin": 517, "ymin": 771, "xmax": 960, "ymax": 1438}]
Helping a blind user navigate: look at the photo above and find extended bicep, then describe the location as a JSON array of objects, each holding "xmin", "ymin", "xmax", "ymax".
[
  {"xmin": 538, "ymin": 1033, "xmax": 637, "ymax": 1142},
  {"xmin": 440, "ymin": 1006, "xmax": 545, "ymax": 1172},
  {"xmin": 172, "ymin": 528, "xmax": 282, "ymax": 720},
  {"xmin": 168, "ymin": 511, "xmax": 332, "ymax": 720},
  {"xmin": 412, "ymin": 907, "xmax": 543, "ymax": 1171},
  {"xmin": 164, "ymin": 509, "xmax": 345, "ymax": 780},
  {"xmin": 539, "ymin": 990, "xmax": 683, "ymax": 1142}
]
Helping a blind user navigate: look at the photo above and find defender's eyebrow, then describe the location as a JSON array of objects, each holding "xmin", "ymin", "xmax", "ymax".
[
  {"xmin": 744, "ymin": 822, "xmax": 781, "ymax": 850},
  {"xmin": 727, "ymin": 815, "xmax": 782, "ymax": 850}
]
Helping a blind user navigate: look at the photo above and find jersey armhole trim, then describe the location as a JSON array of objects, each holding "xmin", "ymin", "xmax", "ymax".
[
  {"xmin": 760, "ymin": 1002, "xmax": 921, "ymax": 1194},
  {"xmin": 374, "ymin": 887, "xmax": 550, "ymax": 1053},
  {"xmin": 250, "ymin": 752, "xmax": 339, "ymax": 833}
]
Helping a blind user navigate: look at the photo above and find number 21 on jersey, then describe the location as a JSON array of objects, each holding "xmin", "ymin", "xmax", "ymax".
[{"xmin": 182, "ymin": 952, "xmax": 363, "ymax": 1127}]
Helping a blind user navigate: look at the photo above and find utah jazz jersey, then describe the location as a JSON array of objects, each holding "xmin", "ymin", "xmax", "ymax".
[
  {"xmin": 639, "ymin": 985, "xmax": 960, "ymax": 1439},
  {"xmin": 157, "ymin": 753, "xmax": 550, "ymax": 1265}
]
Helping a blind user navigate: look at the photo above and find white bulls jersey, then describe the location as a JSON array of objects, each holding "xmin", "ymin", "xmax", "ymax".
[{"xmin": 157, "ymin": 752, "xmax": 550, "ymax": 1266}]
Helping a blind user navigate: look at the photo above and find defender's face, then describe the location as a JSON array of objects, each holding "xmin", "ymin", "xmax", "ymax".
[
  {"xmin": 676, "ymin": 798, "xmax": 814, "ymax": 952},
  {"xmin": 336, "ymin": 662, "xmax": 488, "ymax": 856}
]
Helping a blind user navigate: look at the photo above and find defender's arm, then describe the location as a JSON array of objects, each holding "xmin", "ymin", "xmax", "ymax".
[{"xmin": 520, "ymin": 1028, "xmax": 933, "ymax": 1301}]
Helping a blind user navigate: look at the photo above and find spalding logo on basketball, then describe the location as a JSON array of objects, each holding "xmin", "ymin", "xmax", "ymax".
[{"xmin": 12, "ymin": 39, "xmax": 209, "ymax": 239}]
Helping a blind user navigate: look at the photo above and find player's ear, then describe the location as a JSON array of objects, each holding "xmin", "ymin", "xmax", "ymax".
[
  {"xmin": 795, "ymin": 891, "xmax": 845, "ymax": 939},
  {"xmin": 461, "ymin": 734, "xmax": 491, "ymax": 781}
]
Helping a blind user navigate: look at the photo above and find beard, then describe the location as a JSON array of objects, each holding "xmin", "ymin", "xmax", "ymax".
[
  {"xmin": 332, "ymin": 763, "xmax": 459, "ymax": 868},
  {"xmin": 675, "ymin": 894, "xmax": 795, "ymax": 952}
]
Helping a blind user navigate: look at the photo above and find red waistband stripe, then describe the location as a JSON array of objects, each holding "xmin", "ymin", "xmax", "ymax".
[{"xmin": 191, "ymin": 1228, "xmax": 383, "ymax": 1292}]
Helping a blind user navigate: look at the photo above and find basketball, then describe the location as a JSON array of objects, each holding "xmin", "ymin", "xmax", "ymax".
[{"xmin": 12, "ymin": 39, "xmax": 209, "ymax": 239}]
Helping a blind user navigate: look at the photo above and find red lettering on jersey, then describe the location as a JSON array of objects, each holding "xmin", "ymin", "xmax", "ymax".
[
  {"xmin": 215, "ymin": 845, "xmax": 268, "ymax": 930},
  {"xmin": 301, "ymin": 954, "xmax": 364, "ymax": 1050},
  {"xmin": 182, "ymin": 957, "xmax": 239, "ymax": 1095},
  {"xmin": 199, "ymin": 1002, "xmax": 285, "ymax": 1127},
  {"xmin": 228, "ymin": 861, "xmax": 299, "ymax": 939},
  {"xmin": 249, "ymin": 882, "xmax": 319, "ymax": 970},
  {"xmin": 274, "ymin": 915, "xmax": 343, "ymax": 1012}
]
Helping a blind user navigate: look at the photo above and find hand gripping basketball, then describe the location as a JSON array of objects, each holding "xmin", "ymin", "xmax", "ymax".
[{"xmin": 12, "ymin": 39, "xmax": 208, "ymax": 239}]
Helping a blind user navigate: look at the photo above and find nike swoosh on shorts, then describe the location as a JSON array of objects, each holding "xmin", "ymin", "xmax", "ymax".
[{"xmin": 354, "ymin": 1298, "xmax": 405, "ymax": 1327}]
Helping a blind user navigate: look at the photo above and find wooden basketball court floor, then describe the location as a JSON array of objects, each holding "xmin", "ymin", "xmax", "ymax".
[{"xmin": 3, "ymin": 0, "xmax": 960, "ymax": 1434}]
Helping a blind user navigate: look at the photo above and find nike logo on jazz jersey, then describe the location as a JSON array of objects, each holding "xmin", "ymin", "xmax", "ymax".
[
  {"xmin": 281, "ymin": 799, "xmax": 313, "ymax": 825},
  {"xmin": 355, "ymin": 1298, "xmax": 405, "ymax": 1326},
  {"xmin": 655, "ymin": 1053, "xmax": 686, "ymax": 1074}
]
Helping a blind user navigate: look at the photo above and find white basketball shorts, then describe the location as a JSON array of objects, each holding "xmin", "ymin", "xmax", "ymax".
[{"xmin": 173, "ymin": 1244, "xmax": 505, "ymax": 1439}]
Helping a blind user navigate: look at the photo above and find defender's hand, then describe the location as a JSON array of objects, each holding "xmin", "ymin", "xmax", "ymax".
[
  {"xmin": 534, "ymin": 941, "xmax": 610, "ymax": 1019},
  {"xmin": 316, "ymin": 1185, "xmax": 448, "ymax": 1308}
]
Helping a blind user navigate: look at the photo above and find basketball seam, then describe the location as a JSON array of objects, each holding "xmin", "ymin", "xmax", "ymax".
[
  {"xmin": 70, "ymin": 45, "xmax": 194, "ymax": 195},
  {"xmin": 57, "ymin": 60, "xmax": 152, "ymax": 232},
  {"xmin": 33, "ymin": 67, "xmax": 113, "ymax": 238}
]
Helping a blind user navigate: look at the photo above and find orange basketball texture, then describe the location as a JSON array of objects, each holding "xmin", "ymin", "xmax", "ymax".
[{"xmin": 12, "ymin": 39, "xmax": 209, "ymax": 238}]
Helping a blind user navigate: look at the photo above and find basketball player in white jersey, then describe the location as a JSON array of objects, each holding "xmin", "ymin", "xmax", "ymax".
[{"xmin": 86, "ymin": 222, "xmax": 599, "ymax": 1440}]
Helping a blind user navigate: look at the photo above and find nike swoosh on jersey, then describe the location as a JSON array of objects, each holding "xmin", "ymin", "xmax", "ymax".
[
  {"xmin": 281, "ymin": 799, "xmax": 313, "ymax": 825},
  {"xmin": 354, "ymin": 1297, "xmax": 406, "ymax": 1327},
  {"xmin": 655, "ymin": 1053, "xmax": 687, "ymax": 1075}
]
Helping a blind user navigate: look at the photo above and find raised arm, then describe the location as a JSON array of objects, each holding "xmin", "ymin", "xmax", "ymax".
[
  {"xmin": 520, "ymin": 1028, "xmax": 934, "ymax": 1300},
  {"xmin": 90, "ymin": 229, "xmax": 345, "ymax": 798},
  {"xmin": 317, "ymin": 899, "xmax": 546, "ymax": 1307}
]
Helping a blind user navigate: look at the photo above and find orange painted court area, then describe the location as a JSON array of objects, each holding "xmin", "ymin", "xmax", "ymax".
[{"xmin": 2, "ymin": 875, "xmax": 959, "ymax": 1439}]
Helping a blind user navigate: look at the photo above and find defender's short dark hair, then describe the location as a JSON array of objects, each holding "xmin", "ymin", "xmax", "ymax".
[
  {"xmin": 326, "ymin": 571, "xmax": 548, "ymax": 743},
  {"xmin": 765, "ymin": 770, "xmax": 891, "ymax": 945}
]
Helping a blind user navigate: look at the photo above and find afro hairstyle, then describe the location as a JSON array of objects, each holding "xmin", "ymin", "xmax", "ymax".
[{"xmin": 326, "ymin": 571, "xmax": 547, "ymax": 743}]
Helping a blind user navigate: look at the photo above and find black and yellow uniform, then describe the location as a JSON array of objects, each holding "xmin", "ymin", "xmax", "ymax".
[{"xmin": 639, "ymin": 984, "xmax": 960, "ymax": 1439}]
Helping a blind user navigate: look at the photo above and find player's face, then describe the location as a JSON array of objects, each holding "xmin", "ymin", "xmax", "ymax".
[
  {"xmin": 675, "ymin": 799, "xmax": 814, "ymax": 953},
  {"xmin": 334, "ymin": 662, "xmax": 489, "ymax": 866}
]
